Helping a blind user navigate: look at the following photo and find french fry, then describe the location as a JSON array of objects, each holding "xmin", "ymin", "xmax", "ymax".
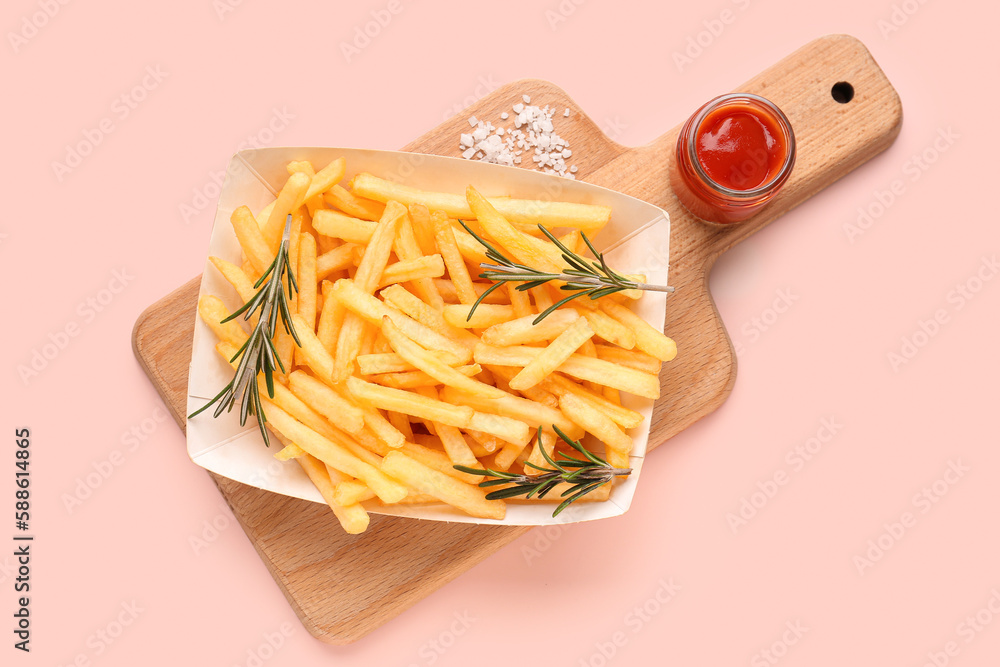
[
  {"xmin": 599, "ymin": 300, "xmax": 677, "ymax": 362},
  {"xmin": 370, "ymin": 364, "xmax": 482, "ymax": 389},
  {"xmin": 480, "ymin": 309, "xmax": 579, "ymax": 346},
  {"xmin": 493, "ymin": 439, "xmax": 529, "ymax": 472},
  {"xmin": 230, "ymin": 206, "xmax": 275, "ymax": 275},
  {"xmin": 290, "ymin": 312, "xmax": 335, "ymax": 381},
  {"xmin": 432, "ymin": 209, "xmax": 478, "ymax": 304},
  {"xmin": 352, "ymin": 173, "xmax": 610, "ymax": 232},
  {"xmin": 313, "ymin": 209, "xmax": 375, "ymax": 244},
  {"xmin": 465, "ymin": 185, "xmax": 564, "ymax": 273},
  {"xmin": 262, "ymin": 172, "xmax": 310, "ymax": 252},
  {"xmin": 378, "ymin": 255, "xmax": 445, "ymax": 288},
  {"xmin": 331, "ymin": 279, "xmax": 472, "ymax": 363},
  {"xmin": 287, "ymin": 370, "xmax": 365, "ymax": 434},
  {"xmin": 467, "ymin": 411, "xmax": 531, "ymax": 446},
  {"xmin": 198, "ymin": 295, "xmax": 248, "ymax": 347},
  {"xmin": 443, "ymin": 304, "xmax": 515, "ymax": 329},
  {"xmin": 576, "ymin": 307, "xmax": 636, "ymax": 350},
  {"xmin": 474, "ymin": 343, "xmax": 661, "ymax": 399},
  {"xmin": 209, "ymin": 256, "xmax": 256, "ymax": 304},
  {"xmin": 261, "ymin": 399, "xmax": 407, "ymax": 503},
  {"xmin": 380, "ymin": 451, "xmax": 505, "ymax": 520},
  {"xmin": 379, "ymin": 284, "xmax": 479, "ymax": 349},
  {"xmin": 509, "ymin": 318, "xmax": 594, "ymax": 391},
  {"xmin": 438, "ymin": 386, "xmax": 583, "ymax": 439},
  {"xmin": 399, "ymin": 442, "xmax": 484, "ymax": 484},
  {"xmin": 316, "ymin": 243, "xmax": 356, "ymax": 280},
  {"xmin": 434, "ymin": 279, "xmax": 511, "ymax": 305},
  {"xmin": 304, "ymin": 157, "xmax": 346, "ymax": 202},
  {"xmin": 333, "ymin": 480, "xmax": 375, "ymax": 506},
  {"xmin": 558, "ymin": 392, "xmax": 633, "ymax": 454},
  {"xmin": 407, "ymin": 204, "xmax": 440, "ymax": 258},
  {"xmin": 357, "ymin": 351, "xmax": 465, "ymax": 374},
  {"xmin": 484, "ymin": 364, "xmax": 559, "ymax": 408},
  {"xmin": 297, "ymin": 454, "xmax": 369, "ymax": 534},
  {"xmin": 347, "ymin": 377, "xmax": 475, "ymax": 428},
  {"xmin": 387, "ymin": 410, "xmax": 413, "ymax": 441},
  {"xmin": 542, "ymin": 373, "xmax": 643, "ymax": 429},
  {"xmin": 381, "ymin": 317, "xmax": 504, "ymax": 398},
  {"xmin": 449, "ymin": 222, "xmax": 491, "ymax": 266},
  {"xmin": 465, "ymin": 429, "xmax": 501, "ymax": 454},
  {"xmin": 334, "ymin": 202, "xmax": 405, "ymax": 381},
  {"xmin": 297, "ymin": 232, "xmax": 318, "ymax": 331},
  {"xmin": 324, "ymin": 184, "xmax": 386, "ymax": 221},
  {"xmin": 316, "ymin": 280, "xmax": 344, "ymax": 353},
  {"xmin": 594, "ymin": 344, "xmax": 662, "ymax": 374},
  {"xmin": 508, "ymin": 283, "xmax": 532, "ymax": 319},
  {"xmin": 391, "ymin": 213, "xmax": 444, "ymax": 309}
]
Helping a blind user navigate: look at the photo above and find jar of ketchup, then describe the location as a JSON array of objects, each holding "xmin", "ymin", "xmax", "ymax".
[{"xmin": 670, "ymin": 93, "xmax": 795, "ymax": 225}]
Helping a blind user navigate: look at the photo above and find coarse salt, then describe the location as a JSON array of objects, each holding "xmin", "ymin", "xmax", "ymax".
[{"xmin": 457, "ymin": 96, "xmax": 577, "ymax": 177}]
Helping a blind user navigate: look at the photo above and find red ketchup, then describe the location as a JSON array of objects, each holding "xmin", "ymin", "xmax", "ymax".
[{"xmin": 670, "ymin": 93, "xmax": 795, "ymax": 225}]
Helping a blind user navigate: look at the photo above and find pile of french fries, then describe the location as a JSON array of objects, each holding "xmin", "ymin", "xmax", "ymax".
[{"xmin": 198, "ymin": 157, "xmax": 677, "ymax": 534}]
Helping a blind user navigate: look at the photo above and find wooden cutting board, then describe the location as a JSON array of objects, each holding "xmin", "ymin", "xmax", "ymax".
[{"xmin": 133, "ymin": 35, "xmax": 901, "ymax": 644}]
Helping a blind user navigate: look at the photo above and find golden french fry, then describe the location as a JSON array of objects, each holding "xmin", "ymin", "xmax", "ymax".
[
  {"xmin": 331, "ymin": 279, "xmax": 472, "ymax": 363},
  {"xmin": 313, "ymin": 209, "xmax": 375, "ymax": 244},
  {"xmin": 558, "ymin": 392, "xmax": 633, "ymax": 453},
  {"xmin": 297, "ymin": 454, "xmax": 369, "ymax": 534},
  {"xmin": 347, "ymin": 377, "xmax": 474, "ymax": 428},
  {"xmin": 508, "ymin": 283, "xmax": 532, "ymax": 319},
  {"xmin": 465, "ymin": 186, "xmax": 564, "ymax": 273},
  {"xmin": 262, "ymin": 172, "xmax": 310, "ymax": 252},
  {"xmin": 438, "ymin": 386, "xmax": 582, "ymax": 439},
  {"xmin": 380, "ymin": 451, "xmax": 505, "ymax": 520},
  {"xmin": 594, "ymin": 344, "xmax": 662, "ymax": 374},
  {"xmin": 381, "ymin": 317, "xmax": 504, "ymax": 398},
  {"xmin": 304, "ymin": 157, "xmax": 346, "ymax": 201},
  {"xmin": 209, "ymin": 256, "xmax": 256, "ymax": 304},
  {"xmin": 480, "ymin": 309, "xmax": 578, "ymax": 346},
  {"xmin": 356, "ymin": 351, "xmax": 464, "ymax": 374},
  {"xmin": 379, "ymin": 284, "xmax": 479, "ymax": 349},
  {"xmin": 316, "ymin": 280, "xmax": 344, "ymax": 354},
  {"xmin": 449, "ymin": 223, "xmax": 491, "ymax": 266},
  {"xmin": 287, "ymin": 370, "xmax": 365, "ymax": 434},
  {"xmin": 261, "ymin": 399, "xmax": 407, "ymax": 503},
  {"xmin": 443, "ymin": 303, "xmax": 515, "ymax": 329},
  {"xmin": 290, "ymin": 313, "xmax": 335, "ymax": 381},
  {"xmin": 509, "ymin": 318, "xmax": 594, "ymax": 391},
  {"xmin": 432, "ymin": 209, "xmax": 478, "ymax": 304},
  {"xmin": 378, "ymin": 255, "xmax": 445, "ymax": 288},
  {"xmin": 576, "ymin": 308, "xmax": 636, "ymax": 350},
  {"xmin": 407, "ymin": 204, "xmax": 439, "ymax": 257},
  {"xmin": 370, "ymin": 364, "xmax": 481, "ymax": 389},
  {"xmin": 333, "ymin": 480, "xmax": 375, "ymax": 506},
  {"xmin": 493, "ymin": 439, "xmax": 529, "ymax": 472},
  {"xmin": 531, "ymin": 285, "xmax": 554, "ymax": 314},
  {"xmin": 297, "ymin": 232, "xmax": 317, "ymax": 331},
  {"xmin": 599, "ymin": 300, "xmax": 677, "ymax": 362},
  {"xmin": 399, "ymin": 442, "xmax": 484, "ymax": 484},
  {"xmin": 542, "ymin": 374, "xmax": 643, "ymax": 429},
  {"xmin": 352, "ymin": 173, "xmax": 610, "ymax": 232},
  {"xmin": 324, "ymin": 184, "xmax": 386, "ymax": 221},
  {"xmin": 316, "ymin": 243, "xmax": 356, "ymax": 280},
  {"xmin": 467, "ymin": 411, "xmax": 531, "ymax": 446},
  {"xmin": 434, "ymin": 279, "xmax": 510, "ymax": 305},
  {"xmin": 485, "ymin": 364, "xmax": 559, "ymax": 408},
  {"xmin": 334, "ymin": 202, "xmax": 406, "ymax": 381},
  {"xmin": 387, "ymin": 410, "xmax": 413, "ymax": 441},
  {"xmin": 198, "ymin": 295, "xmax": 248, "ymax": 347},
  {"xmin": 230, "ymin": 206, "xmax": 275, "ymax": 275},
  {"xmin": 473, "ymin": 343, "xmax": 661, "ymax": 399}
]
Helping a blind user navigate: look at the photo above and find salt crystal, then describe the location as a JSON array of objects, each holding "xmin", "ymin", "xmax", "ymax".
[
  {"xmin": 522, "ymin": 94, "xmax": 531, "ymax": 103},
  {"xmin": 562, "ymin": 149, "xmax": 572, "ymax": 158},
  {"xmin": 570, "ymin": 165, "xmax": 578, "ymax": 173},
  {"xmin": 462, "ymin": 147, "xmax": 477, "ymax": 159},
  {"xmin": 512, "ymin": 103, "xmax": 524, "ymax": 114},
  {"xmin": 564, "ymin": 108, "xmax": 570, "ymax": 117},
  {"xmin": 468, "ymin": 116, "xmax": 478, "ymax": 127},
  {"xmin": 500, "ymin": 112, "xmax": 509, "ymax": 120},
  {"xmin": 460, "ymin": 133, "xmax": 473, "ymax": 147}
]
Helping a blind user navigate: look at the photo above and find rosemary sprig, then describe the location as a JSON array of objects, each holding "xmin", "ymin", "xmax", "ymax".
[
  {"xmin": 188, "ymin": 214, "xmax": 300, "ymax": 447},
  {"xmin": 454, "ymin": 426, "xmax": 632, "ymax": 517},
  {"xmin": 459, "ymin": 220, "xmax": 674, "ymax": 324}
]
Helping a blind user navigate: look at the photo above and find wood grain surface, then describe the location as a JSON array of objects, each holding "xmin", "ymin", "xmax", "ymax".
[{"xmin": 132, "ymin": 35, "xmax": 901, "ymax": 643}]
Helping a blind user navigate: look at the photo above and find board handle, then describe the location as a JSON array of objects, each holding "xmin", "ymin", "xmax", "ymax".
[{"xmin": 650, "ymin": 34, "xmax": 903, "ymax": 263}]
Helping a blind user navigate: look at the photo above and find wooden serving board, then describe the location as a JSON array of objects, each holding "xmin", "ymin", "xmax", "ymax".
[{"xmin": 133, "ymin": 35, "xmax": 901, "ymax": 643}]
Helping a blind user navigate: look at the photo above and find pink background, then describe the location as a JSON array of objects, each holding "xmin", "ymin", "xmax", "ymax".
[{"xmin": 5, "ymin": 1, "xmax": 999, "ymax": 665}]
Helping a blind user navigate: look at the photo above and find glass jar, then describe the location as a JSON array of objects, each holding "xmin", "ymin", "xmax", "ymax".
[{"xmin": 670, "ymin": 93, "xmax": 796, "ymax": 225}]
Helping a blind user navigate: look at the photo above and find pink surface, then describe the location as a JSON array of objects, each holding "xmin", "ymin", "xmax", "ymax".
[{"xmin": 4, "ymin": 1, "xmax": 998, "ymax": 665}]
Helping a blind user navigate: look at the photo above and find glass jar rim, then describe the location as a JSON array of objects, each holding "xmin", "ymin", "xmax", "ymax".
[{"xmin": 685, "ymin": 92, "xmax": 796, "ymax": 199}]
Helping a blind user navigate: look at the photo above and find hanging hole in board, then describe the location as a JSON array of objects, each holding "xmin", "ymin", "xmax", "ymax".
[{"xmin": 831, "ymin": 82, "xmax": 854, "ymax": 104}]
